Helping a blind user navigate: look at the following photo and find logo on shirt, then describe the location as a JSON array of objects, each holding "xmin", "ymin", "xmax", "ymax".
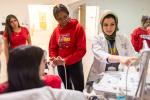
[{"xmin": 58, "ymin": 33, "xmax": 71, "ymax": 48}]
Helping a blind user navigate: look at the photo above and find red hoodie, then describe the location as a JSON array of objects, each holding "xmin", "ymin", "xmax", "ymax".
[
  {"xmin": 131, "ymin": 27, "xmax": 150, "ymax": 52},
  {"xmin": 49, "ymin": 19, "xmax": 86, "ymax": 65}
]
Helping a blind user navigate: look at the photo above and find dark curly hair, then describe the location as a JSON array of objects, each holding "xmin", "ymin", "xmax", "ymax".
[{"xmin": 53, "ymin": 4, "xmax": 69, "ymax": 20}]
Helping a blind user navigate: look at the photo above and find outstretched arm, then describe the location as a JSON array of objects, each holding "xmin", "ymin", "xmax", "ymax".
[{"xmin": 107, "ymin": 55, "xmax": 137, "ymax": 66}]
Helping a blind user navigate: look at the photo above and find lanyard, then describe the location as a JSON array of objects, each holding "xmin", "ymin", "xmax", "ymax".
[{"xmin": 107, "ymin": 40, "xmax": 117, "ymax": 55}]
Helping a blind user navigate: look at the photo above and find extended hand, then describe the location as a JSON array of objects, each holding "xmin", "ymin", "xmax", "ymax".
[{"xmin": 120, "ymin": 56, "xmax": 137, "ymax": 66}]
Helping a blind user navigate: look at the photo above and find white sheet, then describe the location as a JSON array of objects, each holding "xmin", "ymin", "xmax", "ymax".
[{"xmin": 0, "ymin": 86, "xmax": 87, "ymax": 100}]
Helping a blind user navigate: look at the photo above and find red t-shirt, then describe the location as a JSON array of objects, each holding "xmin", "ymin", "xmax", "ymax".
[
  {"xmin": 3, "ymin": 27, "xmax": 29, "ymax": 48},
  {"xmin": 0, "ymin": 75, "xmax": 61, "ymax": 93}
]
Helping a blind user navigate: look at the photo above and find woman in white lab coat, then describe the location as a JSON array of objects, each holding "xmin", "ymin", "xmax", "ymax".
[{"xmin": 87, "ymin": 10, "xmax": 137, "ymax": 82}]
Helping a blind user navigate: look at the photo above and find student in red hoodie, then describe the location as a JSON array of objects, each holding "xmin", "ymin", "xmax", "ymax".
[
  {"xmin": 131, "ymin": 15, "xmax": 150, "ymax": 52},
  {"xmin": 0, "ymin": 45, "xmax": 61, "ymax": 93},
  {"xmin": 49, "ymin": 4, "xmax": 86, "ymax": 91}
]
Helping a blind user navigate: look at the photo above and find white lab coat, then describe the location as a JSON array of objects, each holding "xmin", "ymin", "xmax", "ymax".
[
  {"xmin": 0, "ymin": 86, "xmax": 87, "ymax": 100},
  {"xmin": 87, "ymin": 33, "xmax": 135, "ymax": 81}
]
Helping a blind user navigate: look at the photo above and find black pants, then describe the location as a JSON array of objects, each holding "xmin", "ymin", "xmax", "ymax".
[{"xmin": 57, "ymin": 60, "xmax": 84, "ymax": 92}]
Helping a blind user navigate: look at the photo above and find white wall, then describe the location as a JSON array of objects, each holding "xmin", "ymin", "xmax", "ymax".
[
  {"xmin": 0, "ymin": 0, "xmax": 53, "ymax": 31},
  {"xmin": 1, "ymin": 0, "xmax": 149, "ymax": 36},
  {"xmin": 0, "ymin": 0, "xmax": 84, "ymax": 31},
  {"xmin": 99, "ymin": 0, "xmax": 150, "ymax": 38},
  {"xmin": 68, "ymin": 0, "xmax": 86, "ymax": 18},
  {"xmin": 0, "ymin": 1, "xmax": 26, "ymax": 30}
]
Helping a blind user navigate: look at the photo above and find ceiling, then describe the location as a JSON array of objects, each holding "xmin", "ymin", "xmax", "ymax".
[
  {"xmin": 2, "ymin": 0, "xmax": 83, "ymax": 5},
  {"xmin": 48, "ymin": 0, "xmax": 83, "ymax": 5}
]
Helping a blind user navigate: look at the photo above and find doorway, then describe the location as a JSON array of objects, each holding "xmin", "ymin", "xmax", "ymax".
[{"xmin": 28, "ymin": 5, "xmax": 57, "ymax": 52}]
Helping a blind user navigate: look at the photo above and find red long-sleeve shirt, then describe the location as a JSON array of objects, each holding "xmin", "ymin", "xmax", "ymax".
[
  {"xmin": 0, "ymin": 75, "xmax": 61, "ymax": 93},
  {"xmin": 131, "ymin": 27, "xmax": 150, "ymax": 52},
  {"xmin": 49, "ymin": 19, "xmax": 86, "ymax": 65}
]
